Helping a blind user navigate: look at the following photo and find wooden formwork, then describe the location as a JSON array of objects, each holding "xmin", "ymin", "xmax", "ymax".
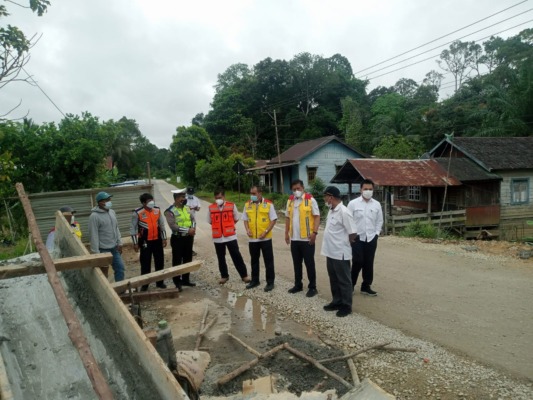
[
  {"xmin": 54, "ymin": 211, "xmax": 188, "ymax": 399},
  {"xmin": 1, "ymin": 183, "xmax": 195, "ymax": 399}
]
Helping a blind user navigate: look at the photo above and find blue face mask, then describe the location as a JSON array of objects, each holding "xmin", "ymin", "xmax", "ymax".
[
  {"xmin": 104, "ymin": 201, "xmax": 112, "ymax": 209},
  {"xmin": 250, "ymin": 195, "xmax": 258, "ymax": 202}
]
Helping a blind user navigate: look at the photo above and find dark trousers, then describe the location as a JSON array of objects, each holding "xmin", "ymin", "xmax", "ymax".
[
  {"xmin": 139, "ymin": 238, "xmax": 165, "ymax": 286},
  {"xmin": 351, "ymin": 236, "xmax": 378, "ymax": 289},
  {"xmin": 290, "ymin": 240, "xmax": 316, "ymax": 289},
  {"xmin": 326, "ymin": 257, "xmax": 352, "ymax": 311},
  {"xmin": 170, "ymin": 235, "xmax": 193, "ymax": 286},
  {"xmin": 214, "ymin": 239, "xmax": 248, "ymax": 279},
  {"xmin": 249, "ymin": 239, "xmax": 275, "ymax": 284}
]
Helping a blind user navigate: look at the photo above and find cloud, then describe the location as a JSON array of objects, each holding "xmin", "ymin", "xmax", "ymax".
[{"xmin": 1, "ymin": 0, "xmax": 529, "ymax": 148}]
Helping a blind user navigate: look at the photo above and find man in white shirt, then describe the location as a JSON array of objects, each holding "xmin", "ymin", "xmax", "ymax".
[
  {"xmin": 347, "ymin": 179, "xmax": 384, "ymax": 296},
  {"xmin": 320, "ymin": 186, "xmax": 357, "ymax": 317}
]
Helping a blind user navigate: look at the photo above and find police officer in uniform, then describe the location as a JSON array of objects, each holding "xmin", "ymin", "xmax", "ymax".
[
  {"xmin": 130, "ymin": 192, "xmax": 167, "ymax": 291},
  {"xmin": 165, "ymin": 189, "xmax": 196, "ymax": 290}
]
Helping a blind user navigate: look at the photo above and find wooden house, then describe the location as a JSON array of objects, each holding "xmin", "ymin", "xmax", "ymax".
[
  {"xmin": 430, "ymin": 137, "xmax": 533, "ymax": 240},
  {"xmin": 263, "ymin": 136, "xmax": 366, "ymax": 193}
]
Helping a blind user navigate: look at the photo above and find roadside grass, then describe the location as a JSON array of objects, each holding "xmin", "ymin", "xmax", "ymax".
[{"xmin": 0, "ymin": 238, "xmax": 29, "ymax": 261}]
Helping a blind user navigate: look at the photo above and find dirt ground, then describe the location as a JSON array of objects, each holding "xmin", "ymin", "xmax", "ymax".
[{"xmin": 116, "ymin": 180, "xmax": 533, "ymax": 397}]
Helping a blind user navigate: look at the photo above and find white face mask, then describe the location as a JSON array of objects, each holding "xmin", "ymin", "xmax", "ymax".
[
  {"xmin": 327, "ymin": 203, "xmax": 333, "ymax": 210},
  {"xmin": 362, "ymin": 190, "xmax": 373, "ymax": 200},
  {"xmin": 293, "ymin": 190, "xmax": 303, "ymax": 199},
  {"xmin": 215, "ymin": 199, "xmax": 224, "ymax": 206},
  {"xmin": 146, "ymin": 200, "xmax": 155, "ymax": 209},
  {"xmin": 104, "ymin": 201, "xmax": 112, "ymax": 209}
]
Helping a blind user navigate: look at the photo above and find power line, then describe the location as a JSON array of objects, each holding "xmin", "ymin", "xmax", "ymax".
[
  {"xmin": 354, "ymin": 0, "xmax": 529, "ymax": 74},
  {"xmin": 357, "ymin": 8, "xmax": 533, "ymax": 79},
  {"xmin": 22, "ymin": 67, "xmax": 66, "ymax": 118},
  {"xmin": 364, "ymin": 19, "xmax": 533, "ymax": 81}
]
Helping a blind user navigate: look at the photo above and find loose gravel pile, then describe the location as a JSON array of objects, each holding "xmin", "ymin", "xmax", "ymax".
[{"xmin": 193, "ymin": 247, "xmax": 533, "ymax": 400}]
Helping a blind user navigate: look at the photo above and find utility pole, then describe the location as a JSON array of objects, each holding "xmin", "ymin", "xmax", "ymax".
[{"xmin": 273, "ymin": 109, "xmax": 284, "ymax": 192}]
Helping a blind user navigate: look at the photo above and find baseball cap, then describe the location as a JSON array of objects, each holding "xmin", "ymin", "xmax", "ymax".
[
  {"xmin": 59, "ymin": 206, "xmax": 75, "ymax": 215},
  {"xmin": 96, "ymin": 191, "xmax": 113, "ymax": 202},
  {"xmin": 324, "ymin": 186, "xmax": 341, "ymax": 199}
]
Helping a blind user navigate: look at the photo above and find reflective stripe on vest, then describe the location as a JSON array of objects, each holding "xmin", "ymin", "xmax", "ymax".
[
  {"xmin": 287, "ymin": 193, "xmax": 314, "ymax": 238},
  {"xmin": 168, "ymin": 205, "xmax": 192, "ymax": 228},
  {"xmin": 209, "ymin": 202, "xmax": 236, "ymax": 238},
  {"xmin": 244, "ymin": 199, "xmax": 273, "ymax": 239},
  {"xmin": 135, "ymin": 207, "xmax": 161, "ymax": 241}
]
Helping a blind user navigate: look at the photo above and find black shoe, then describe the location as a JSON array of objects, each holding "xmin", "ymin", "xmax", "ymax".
[
  {"xmin": 245, "ymin": 281, "xmax": 260, "ymax": 289},
  {"xmin": 156, "ymin": 283, "xmax": 167, "ymax": 289},
  {"xmin": 323, "ymin": 303, "xmax": 341, "ymax": 311},
  {"xmin": 264, "ymin": 283, "xmax": 274, "ymax": 292},
  {"xmin": 336, "ymin": 308, "xmax": 352, "ymax": 318},
  {"xmin": 182, "ymin": 282, "xmax": 196, "ymax": 287},
  {"xmin": 306, "ymin": 288, "xmax": 318, "ymax": 298},
  {"xmin": 288, "ymin": 286, "xmax": 303, "ymax": 294},
  {"xmin": 140, "ymin": 285, "xmax": 149, "ymax": 292},
  {"xmin": 361, "ymin": 287, "xmax": 377, "ymax": 296}
]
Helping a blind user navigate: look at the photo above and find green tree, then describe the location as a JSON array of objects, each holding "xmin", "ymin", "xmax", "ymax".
[
  {"xmin": 170, "ymin": 125, "xmax": 216, "ymax": 186},
  {"xmin": 373, "ymin": 135, "xmax": 424, "ymax": 159}
]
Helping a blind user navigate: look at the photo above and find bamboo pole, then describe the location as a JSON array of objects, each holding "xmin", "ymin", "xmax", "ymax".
[
  {"xmin": 318, "ymin": 341, "xmax": 392, "ymax": 363},
  {"xmin": 228, "ymin": 333, "xmax": 261, "ymax": 357},
  {"xmin": 283, "ymin": 344, "xmax": 353, "ymax": 390},
  {"xmin": 345, "ymin": 350, "xmax": 360, "ymax": 386},
  {"xmin": 16, "ymin": 183, "xmax": 114, "ymax": 400},
  {"xmin": 216, "ymin": 343, "xmax": 286, "ymax": 386},
  {"xmin": 194, "ymin": 316, "xmax": 217, "ymax": 351}
]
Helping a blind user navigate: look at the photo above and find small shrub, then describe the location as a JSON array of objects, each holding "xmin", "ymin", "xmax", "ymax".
[{"xmin": 399, "ymin": 220, "xmax": 451, "ymax": 239}]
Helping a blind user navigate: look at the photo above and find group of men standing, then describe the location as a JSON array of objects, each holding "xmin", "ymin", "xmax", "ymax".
[{"xmin": 85, "ymin": 179, "xmax": 383, "ymax": 319}]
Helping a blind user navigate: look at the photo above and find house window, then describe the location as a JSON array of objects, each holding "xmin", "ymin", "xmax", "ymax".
[
  {"xmin": 307, "ymin": 167, "xmax": 317, "ymax": 183},
  {"xmin": 408, "ymin": 186, "xmax": 421, "ymax": 201},
  {"xmin": 511, "ymin": 178, "xmax": 529, "ymax": 204}
]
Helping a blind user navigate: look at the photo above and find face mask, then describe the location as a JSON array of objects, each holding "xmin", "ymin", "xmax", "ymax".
[
  {"xmin": 146, "ymin": 200, "xmax": 155, "ymax": 209},
  {"xmin": 104, "ymin": 201, "xmax": 112, "ymax": 210},
  {"xmin": 327, "ymin": 203, "xmax": 333, "ymax": 210},
  {"xmin": 71, "ymin": 215, "xmax": 75, "ymax": 223},
  {"xmin": 250, "ymin": 195, "xmax": 258, "ymax": 202},
  {"xmin": 362, "ymin": 190, "xmax": 373, "ymax": 200},
  {"xmin": 182, "ymin": 199, "xmax": 188, "ymax": 205},
  {"xmin": 215, "ymin": 199, "xmax": 224, "ymax": 206},
  {"xmin": 294, "ymin": 190, "xmax": 303, "ymax": 198}
]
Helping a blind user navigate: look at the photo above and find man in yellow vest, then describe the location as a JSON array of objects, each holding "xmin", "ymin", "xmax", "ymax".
[
  {"xmin": 207, "ymin": 188, "xmax": 251, "ymax": 285},
  {"xmin": 165, "ymin": 189, "xmax": 196, "ymax": 290},
  {"xmin": 285, "ymin": 179, "xmax": 320, "ymax": 297},
  {"xmin": 242, "ymin": 185, "xmax": 277, "ymax": 292}
]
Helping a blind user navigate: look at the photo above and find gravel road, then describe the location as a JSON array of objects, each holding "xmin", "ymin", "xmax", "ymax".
[{"xmin": 150, "ymin": 180, "xmax": 533, "ymax": 398}]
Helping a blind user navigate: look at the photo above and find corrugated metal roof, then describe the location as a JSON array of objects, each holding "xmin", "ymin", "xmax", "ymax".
[
  {"xmin": 430, "ymin": 137, "xmax": 533, "ymax": 171},
  {"xmin": 29, "ymin": 185, "xmax": 154, "ymax": 241},
  {"xmin": 433, "ymin": 158, "xmax": 501, "ymax": 182},
  {"xmin": 266, "ymin": 135, "xmax": 365, "ymax": 165},
  {"xmin": 331, "ymin": 159, "xmax": 461, "ymax": 187}
]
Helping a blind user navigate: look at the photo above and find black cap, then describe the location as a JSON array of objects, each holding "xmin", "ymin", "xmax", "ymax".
[
  {"xmin": 186, "ymin": 187, "xmax": 195, "ymax": 194},
  {"xmin": 324, "ymin": 186, "xmax": 341, "ymax": 199},
  {"xmin": 59, "ymin": 206, "xmax": 75, "ymax": 214}
]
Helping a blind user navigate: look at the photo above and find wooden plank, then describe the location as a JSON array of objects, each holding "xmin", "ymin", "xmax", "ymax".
[
  {"xmin": 119, "ymin": 288, "xmax": 180, "ymax": 304},
  {"xmin": 0, "ymin": 253, "xmax": 112, "ymax": 280},
  {"xmin": 0, "ymin": 350, "xmax": 14, "ymax": 400},
  {"xmin": 110, "ymin": 261, "xmax": 202, "ymax": 293},
  {"xmin": 55, "ymin": 214, "xmax": 186, "ymax": 399},
  {"xmin": 16, "ymin": 184, "xmax": 114, "ymax": 399}
]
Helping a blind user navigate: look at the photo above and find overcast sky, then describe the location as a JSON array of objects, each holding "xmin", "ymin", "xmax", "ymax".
[{"xmin": 1, "ymin": 0, "xmax": 531, "ymax": 148}]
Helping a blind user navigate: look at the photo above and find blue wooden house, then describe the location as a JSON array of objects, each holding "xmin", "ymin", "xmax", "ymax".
[{"xmin": 262, "ymin": 136, "xmax": 366, "ymax": 194}]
